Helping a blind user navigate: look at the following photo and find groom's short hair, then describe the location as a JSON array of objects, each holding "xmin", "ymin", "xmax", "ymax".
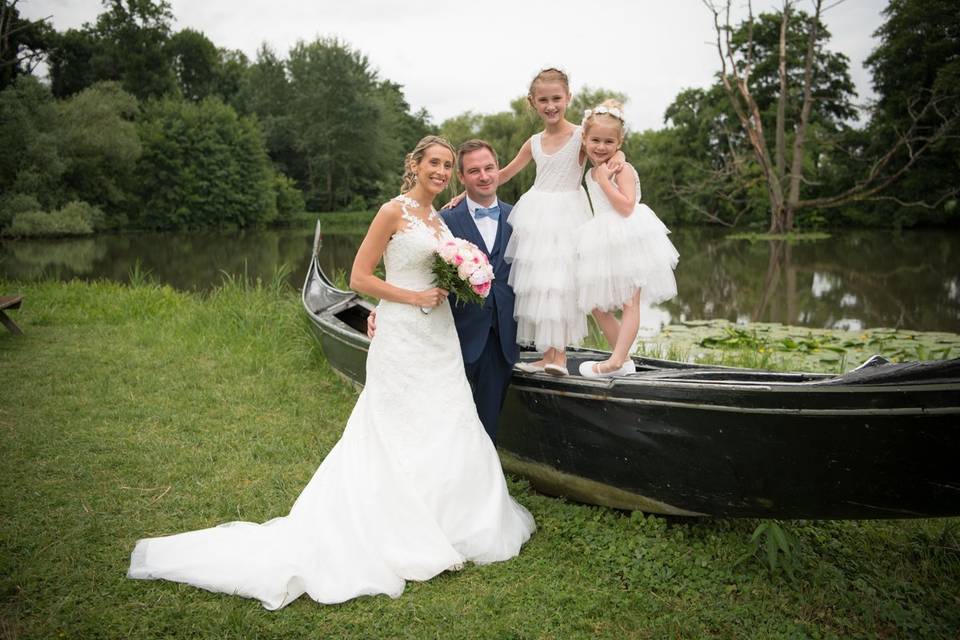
[{"xmin": 457, "ymin": 139, "xmax": 499, "ymax": 174}]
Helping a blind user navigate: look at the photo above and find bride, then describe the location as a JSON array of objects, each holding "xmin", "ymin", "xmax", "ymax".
[{"xmin": 127, "ymin": 136, "xmax": 536, "ymax": 609}]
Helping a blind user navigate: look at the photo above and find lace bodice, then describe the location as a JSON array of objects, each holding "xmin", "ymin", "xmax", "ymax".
[
  {"xmin": 585, "ymin": 169, "xmax": 642, "ymax": 218},
  {"xmin": 384, "ymin": 195, "xmax": 452, "ymax": 290},
  {"xmin": 529, "ymin": 127, "xmax": 586, "ymax": 192}
]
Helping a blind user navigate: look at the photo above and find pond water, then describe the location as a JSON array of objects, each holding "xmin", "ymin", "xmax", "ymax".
[{"xmin": 2, "ymin": 224, "xmax": 957, "ymax": 333}]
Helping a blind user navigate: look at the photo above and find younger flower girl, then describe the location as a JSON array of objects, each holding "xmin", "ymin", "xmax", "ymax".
[{"xmin": 575, "ymin": 100, "xmax": 679, "ymax": 377}]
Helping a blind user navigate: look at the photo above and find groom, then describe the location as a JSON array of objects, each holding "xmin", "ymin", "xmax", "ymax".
[
  {"xmin": 367, "ymin": 139, "xmax": 518, "ymax": 442},
  {"xmin": 441, "ymin": 139, "xmax": 518, "ymax": 442}
]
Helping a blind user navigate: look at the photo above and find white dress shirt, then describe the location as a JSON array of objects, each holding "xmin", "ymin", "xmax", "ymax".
[{"xmin": 466, "ymin": 195, "xmax": 500, "ymax": 253}]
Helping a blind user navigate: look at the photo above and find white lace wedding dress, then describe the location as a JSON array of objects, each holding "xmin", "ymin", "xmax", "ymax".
[{"xmin": 127, "ymin": 198, "xmax": 536, "ymax": 610}]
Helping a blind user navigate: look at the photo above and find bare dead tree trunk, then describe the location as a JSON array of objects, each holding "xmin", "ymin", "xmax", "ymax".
[
  {"xmin": 702, "ymin": 0, "xmax": 957, "ymax": 232},
  {"xmin": 0, "ymin": 1, "xmax": 51, "ymax": 76},
  {"xmin": 775, "ymin": 1, "xmax": 791, "ymax": 187},
  {"xmin": 784, "ymin": 0, "xmax": 822, "ymax": 231},
  {"xmin": 705, "ymin": 0, "xmax": 787, "ymax": 233},
  {"xmin": 0, "ymin": 0, "xmax": 15, "ymax": 72}
]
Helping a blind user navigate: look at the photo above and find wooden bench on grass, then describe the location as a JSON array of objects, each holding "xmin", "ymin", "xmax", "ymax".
[{"xmin": 0, "ymin": 295, "xmax": 23, "ymax": 335}]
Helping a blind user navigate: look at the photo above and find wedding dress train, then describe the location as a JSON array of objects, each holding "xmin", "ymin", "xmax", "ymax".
[{"xmin": 128, "ymin": 201, "xmax": 536, "ymax": 609}]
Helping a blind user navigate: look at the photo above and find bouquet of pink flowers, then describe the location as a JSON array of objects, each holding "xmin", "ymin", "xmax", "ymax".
[{"xmin": 432, "ymin": 237, "xmax": 495, "ymax": 306}]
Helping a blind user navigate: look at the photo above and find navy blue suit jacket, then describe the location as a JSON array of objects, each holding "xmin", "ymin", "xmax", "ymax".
[{"xmin": 440, "ymin": 199, "xmax": 519, "ymax": 365}]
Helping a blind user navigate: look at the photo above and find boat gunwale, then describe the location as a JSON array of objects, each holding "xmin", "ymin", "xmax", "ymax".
[
  {"xmin": 301, "ymin": 250, "xmax": 960, "ymax": 399},
  {"xmin": 508, "ymin": 383, "xmax": 960, "ymax": 415}
]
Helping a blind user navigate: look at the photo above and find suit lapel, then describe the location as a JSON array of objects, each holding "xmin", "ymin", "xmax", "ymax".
[
  {"xmin": 489, "ymin": 200, "xmax": 512, "ymax": 264},
  {"xmin": 490, "ymin": 202, "xmax": 507, "ymax": 259}
]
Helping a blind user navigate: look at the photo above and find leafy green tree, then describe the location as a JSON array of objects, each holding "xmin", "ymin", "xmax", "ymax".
[
  {"xmin": 212, "ymin": 47, "xmax": 248, "ymax": 108},
  {"xmin": 135, "ymin": 97, "xmax": 276, "ymax": 229},
  {"xmin": 229, "ymin": 40, "xmax": 430, "ymax": 210},
  {"xmin": 94, "ymin": 0, "xmax": 175, "ymax": 99},
  {"xmin": 238, "ymin": 44, "xmax": 300, "ymax": 183},
  {"xmin": 730, "ymin": 10, "xmax": 857, "ymax": 128},
  {"xmin": 373, "ymin": 80, "xmax": 433, "ymax": 201},
  {"xmin": 48, "ymin": 0, "xmax": 175, "ymax": 99},
  {"xmin": 623, "ymin": 127, "xmax": 691, "ymax": 225},
  {"xmin": 0, "ymin": 75, "xmax": 63, "ymax": 212},
  {"xmin": 273, "ymin": 173, "xmax": 305, "ymax": 221},
  {"xmin": 858, "ymin": 0, "xmax": 960, "ymax": 226},
  {"xmin": 166, "ymin": 28, "xmax": 218, "ymax": 101},
  {"xmin": 47, "ymin": 27, "xmax": 103, "ymax": 98},
  {"xmin": 287, "ymin": 37, "xmax": 387, "ymax": 211},
  {"xmin": 0, "ymin": 192, "xmax": 40, "ymax": 229},
  {"xmin": 661, "ymin": 85, "xmax": 769, "ymax": 226},
  {"xmin": 57, "ymin": 81, "xmax": 141, "ymax": 228}
]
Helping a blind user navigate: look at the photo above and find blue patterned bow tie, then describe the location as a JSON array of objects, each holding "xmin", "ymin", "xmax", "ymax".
[{"xmin": 473, "ymin": 205, "xmax": 500, "ymax": 221}]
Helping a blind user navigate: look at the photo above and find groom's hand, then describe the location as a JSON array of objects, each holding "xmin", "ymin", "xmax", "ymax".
[{"xmin": 367, "ymin": 309, "xmax": 377, "ymax": 338}]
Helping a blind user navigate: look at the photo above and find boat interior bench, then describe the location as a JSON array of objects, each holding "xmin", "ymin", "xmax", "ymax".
[
  {"xmin": 0, "ymin": 295, "xmax": 23, "ymax": 335},
  {"xmin": 334, "ymin": 304, "xmax": 372, "ymax": 334}
]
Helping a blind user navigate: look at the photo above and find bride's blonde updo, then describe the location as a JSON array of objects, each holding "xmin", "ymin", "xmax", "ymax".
[{"xmin": 400, "ymin": 135, "xmax": 457, "ymax": 193}]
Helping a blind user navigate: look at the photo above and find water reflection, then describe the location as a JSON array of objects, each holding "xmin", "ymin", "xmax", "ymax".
[{"xmin": 1, "ymin": 226, "xmax": 957, "ymax": 332}]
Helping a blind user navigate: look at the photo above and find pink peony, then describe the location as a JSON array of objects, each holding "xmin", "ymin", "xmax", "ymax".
[
  {"xmin": 430, "ymin": 237, "xmax": 494, "ymax": 307},
  {"xmin": 468, "ymin": 268, "xmax": 492, "ymax": 286},
  {"xmin": 472, "ymin": 281, "xmax": 491, "ymax": 296}
]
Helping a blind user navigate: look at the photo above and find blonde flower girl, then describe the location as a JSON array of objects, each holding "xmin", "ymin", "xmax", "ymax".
[{"xmin": 575, "ymin": 100, "xmax": 679, "ymax": 377}]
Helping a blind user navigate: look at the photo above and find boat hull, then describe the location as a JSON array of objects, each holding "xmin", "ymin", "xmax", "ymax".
[
  {"xmin": 498, "ymin": 375, "xmax": 959, "ymax": 518},
  {"xmin": 301, "ymin": 239, "xmax": 960, "ymax": 519}
]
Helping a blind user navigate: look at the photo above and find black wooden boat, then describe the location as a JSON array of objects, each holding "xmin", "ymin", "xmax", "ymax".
[{"xmin": 302, "ymin": 223, "xmax": 960, "ymax": 519}]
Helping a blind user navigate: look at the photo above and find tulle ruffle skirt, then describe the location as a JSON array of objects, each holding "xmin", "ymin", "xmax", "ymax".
[
  {"xmin": 576, "ymin": 204, "xmax": 679, "ymax": 313},
  {"xmin": 505, "ymin": 188, "xmax": 591, "ymax": 351}
]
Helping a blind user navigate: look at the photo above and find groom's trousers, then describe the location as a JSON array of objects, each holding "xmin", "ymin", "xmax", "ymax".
[{"xmin": 463, "ymin": 323, "xmax": 514, "ymax": 443}]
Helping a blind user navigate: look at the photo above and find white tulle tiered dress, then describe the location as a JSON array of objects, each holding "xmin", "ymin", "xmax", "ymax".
[
  {"xmin": 576, "ymin": 169, "xmax": 679, "ymax": 313},
  {"xmin": 504, "ymin": 127, "xmax": 592, "ymax": 351},
  {"xmin": 128, "ymin": 201, "xmax": 535, "ymax": 610}
]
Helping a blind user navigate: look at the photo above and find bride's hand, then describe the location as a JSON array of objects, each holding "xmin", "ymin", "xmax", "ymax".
[
  {"xmin": 412, "ymin": 287, "xmax": 449, "ymax": 308},
  {"xmin": 366, "ymin": 309, "xmax": 377, "ymax": 339},
  {"xmin": 441, "ymin": 191, "xmax": 466, "ymax": 210}
]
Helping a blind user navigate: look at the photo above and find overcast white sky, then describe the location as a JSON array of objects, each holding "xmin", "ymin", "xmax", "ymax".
[{"xmin": 22, "ymin": 0, "xmax": 886, "ymax": 131}]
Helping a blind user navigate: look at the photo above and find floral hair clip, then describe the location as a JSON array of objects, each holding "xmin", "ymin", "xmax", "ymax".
[{"xmin": 582, "ymin": 105, "xmax": 624, "ymax": 125}]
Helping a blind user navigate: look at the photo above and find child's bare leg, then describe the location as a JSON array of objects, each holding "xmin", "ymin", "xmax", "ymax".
[
  {"xmin": 591, "ymin": 309, "xmax": 620, "ymax": 348},
  {"xmin": 608, "ymin": 291, "xmax": 641, "ymax": 368},
  {"xmin": 534, "ymin": 347, "xmax": 556, "ymax": 368},
  {"xmin": 591, "ymin": 291, "xmax": 640, "ymax": 374},
  {"xmin": 543, "ymin": 347, "xmax": 567, "ymax": 368}
]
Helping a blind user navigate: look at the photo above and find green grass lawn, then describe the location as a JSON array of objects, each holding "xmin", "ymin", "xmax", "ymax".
[{"xmin": 1, "ymin": 278, "xmax": 958, "ymax": 639}]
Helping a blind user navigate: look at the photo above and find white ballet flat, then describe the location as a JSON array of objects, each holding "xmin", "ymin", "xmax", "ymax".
[
  {"xmin": 515, "ymin": 362, "xmax": 546, "ymax": 374},
  {"xmin": 578, "ymin": 360, "xmax": 637, "ymax": 378},
  {"xmin": 543, "ymin": 363, "xmax": 569, "ymax": 377},
  {"xmin": 578, "ymin": 361, "xmax": 605, "ymax": 378}
]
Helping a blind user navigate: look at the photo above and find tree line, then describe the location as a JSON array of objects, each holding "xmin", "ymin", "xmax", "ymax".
[{"xmin": 0, "ymin": 0, "xmax": 956, "ymax": 236}]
